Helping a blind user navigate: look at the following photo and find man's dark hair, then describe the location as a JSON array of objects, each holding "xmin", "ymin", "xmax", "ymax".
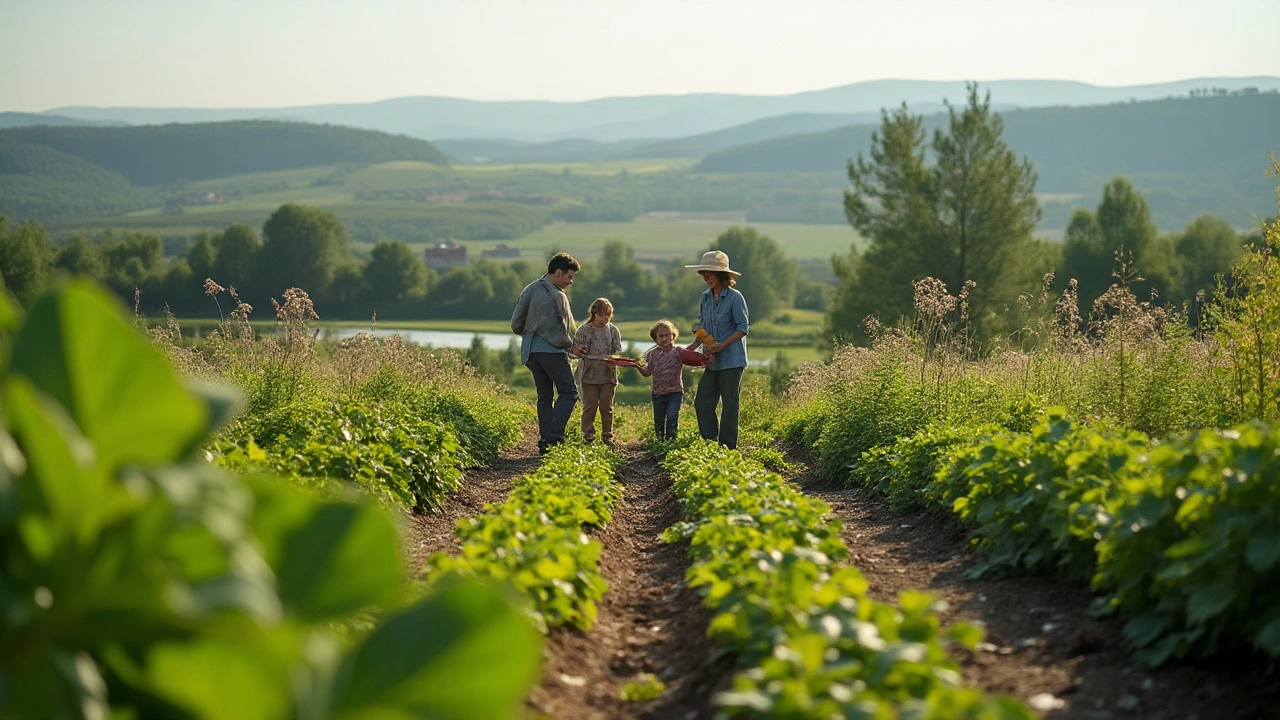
[{"xmin": 548, "ymin": 252, "xmax": 580, "ymax": 275}]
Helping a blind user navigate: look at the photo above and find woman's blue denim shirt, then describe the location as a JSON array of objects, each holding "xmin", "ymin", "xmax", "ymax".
[{"xmin": 698, "ymin": 286, "xmax": 750, "ymax": 371}]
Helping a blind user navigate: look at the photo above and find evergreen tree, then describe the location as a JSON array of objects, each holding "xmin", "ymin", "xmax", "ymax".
[{"xmin": 829, "ymin": 84, "xmax": 1040, "ymax": 342}]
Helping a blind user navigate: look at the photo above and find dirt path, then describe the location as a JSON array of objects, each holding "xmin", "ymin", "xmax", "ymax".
[
  {"xmin": 528, "ymin": 446, "xmax": 732, "ymax": 720},
  {"xmin": 789, "ymin": 460, "xmax": 1280, "ymax": 720},
  {"xmin": 404, "ymin": 428, "xmax": 540, "ymax": 572}
]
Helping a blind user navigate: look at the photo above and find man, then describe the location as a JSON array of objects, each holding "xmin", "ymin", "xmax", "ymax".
[{"xmin": 510, "ymin": 252, "xmax": 580, "ymax": 454}]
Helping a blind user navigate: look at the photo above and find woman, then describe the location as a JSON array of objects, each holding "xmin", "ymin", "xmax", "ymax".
[{"xmin": 684, "ymin": 250, "xmax": 749, "ymax": 450}]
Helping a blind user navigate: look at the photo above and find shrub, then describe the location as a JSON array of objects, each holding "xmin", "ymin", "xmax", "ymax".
[{"xmin": 1095, "ymin": 421, "xmax": 1280, "ymax": 664}]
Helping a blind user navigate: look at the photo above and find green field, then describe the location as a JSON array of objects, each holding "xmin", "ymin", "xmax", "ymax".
[
  {"xmin": 45, "ymin": 160, "xmax": 859, "ymax": 262},
  {"xmin": 447, "ymin": 216, "xmax": 862, "ymax": 263}
]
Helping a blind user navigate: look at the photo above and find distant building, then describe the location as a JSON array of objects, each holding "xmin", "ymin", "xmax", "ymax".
[
  {"xmin": 184, "ymin": 191, "xmax": 222, "ymax": 206},
  {"xmin": 425, "ymin": 243, "xmax": 467, "ymax": 269},
  {"xmin": 483, "ymin": 243, "xmax": 520, "ymax": 259}
]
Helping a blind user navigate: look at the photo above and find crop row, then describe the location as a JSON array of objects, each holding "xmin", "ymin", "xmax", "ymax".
[
  {"xmin": 843, "ymin": 410, "xmax": 1280, "ymax": 665},
  {"xmin": 428, "ymin": 444, "xmax": 622, "ymax": 631},
  {"xmin": 210, "ymin": 386, "xmax": 525, "ymax": 512},
  {"xmin": 662, "ymin": 441, "xmax": 1031, "ymax": 719}
]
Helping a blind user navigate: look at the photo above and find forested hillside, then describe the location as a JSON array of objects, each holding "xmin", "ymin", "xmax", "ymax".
[
  {"xmin": 0, "ymin": 138, "xmax": 152, "ymax": 219},
  {"xmin": 697, "ymin": 93, "xmax": 1280, "ymax": 228},
  {"xmin": 1, "ymin": 120, "xmax": 449, "ymax": 185}
]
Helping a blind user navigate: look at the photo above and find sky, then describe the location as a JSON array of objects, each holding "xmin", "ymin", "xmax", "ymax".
[{"xmin": 1, "ymin": 0, "xmax": 1277, "ymax": 112}]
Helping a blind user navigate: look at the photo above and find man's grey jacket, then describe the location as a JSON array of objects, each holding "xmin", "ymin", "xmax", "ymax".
[{"xmin": 510, "ymin": 276, "xmax": 576, "ymax": 350}]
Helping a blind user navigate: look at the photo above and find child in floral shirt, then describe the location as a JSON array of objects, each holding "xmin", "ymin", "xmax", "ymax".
[{"xmin": 638, "ymin": 319, "xmax": 683, "ymax": 441}]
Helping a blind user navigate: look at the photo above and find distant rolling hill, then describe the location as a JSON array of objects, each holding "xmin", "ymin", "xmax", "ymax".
[
  {"xmin": 626, "ymin": 112, "xmax": 879, "ymax": 159},
  {"xmin": 41, "ymin": 77, "xmax": 1280, "ymax": 143},
  {"xmin": 0, "ymin": 120, "xmax": 450, "ymax": 221},
  {"xmin": 437, "ymin": 109, "xmax": 959, "ymax": 164},
  {"xmin": 0, "ymin": 112, "xmax": 127, "ymax": 129},
  {"xmin": 1, "ymin": 120, "xmax": 448, "ymax": 186},
  {"xmin": 695, "ymin": 92, "xmax": 1280, "ymax": 228},
  {"xmin": 0, "ymin": 137, "xmax": 152, "ymax": 220}
]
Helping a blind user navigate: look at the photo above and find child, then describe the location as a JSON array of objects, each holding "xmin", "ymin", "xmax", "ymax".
[
  {"xmin": 638, "ymin": 319, "xmax": 683, "ymax": 441},
  {"xmin": 571, "ymin": 298, "xmax": 621, "ymax": 447}
]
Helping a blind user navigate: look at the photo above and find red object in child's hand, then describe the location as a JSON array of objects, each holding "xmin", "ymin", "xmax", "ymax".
[
  {"xmin": 605, "ymin": 357, "xmax": 640, "ymax": 368},
  {"xmin": 679, "ymin": 348, "xmax": 708, "ymax": 367}
]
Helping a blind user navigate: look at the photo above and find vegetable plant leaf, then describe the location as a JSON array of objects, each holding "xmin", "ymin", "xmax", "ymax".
[
  {"xmin": 7, "ymin": 281, "xmax": 207, "ymax": 471},
  {"xmin": 331, "ymin": 579, "xmax": 542, "ymax": 720}
]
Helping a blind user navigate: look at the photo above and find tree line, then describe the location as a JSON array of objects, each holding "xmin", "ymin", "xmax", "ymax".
[
  {"xmin": 0, "ymin": 205, "xmax": 826, "ymax": 324},
  {"xmin": 827, "ymin": 83, "xmax": 1268, "ymax": 344}
]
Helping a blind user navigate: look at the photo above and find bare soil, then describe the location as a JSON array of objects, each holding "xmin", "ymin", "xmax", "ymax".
[
  {"xmin": 405, "ymin": 437, "xmax": 732, "ymax": 719},
  {"xmin": 528, "ymin": 446, "xmax": 732, "ymax": 720},
  {"xmin": 788, "ymin": 458, "xmax": 1280, "ymax": 720}
]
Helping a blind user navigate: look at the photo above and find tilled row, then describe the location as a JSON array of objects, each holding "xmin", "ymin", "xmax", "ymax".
[
  {"xmin": 426, "ymin": 443, "xmax": 622, "ymax": 631},
  {"xmin": 663, "ymin": 440, "xmax": 1032, "ymax": 718}
]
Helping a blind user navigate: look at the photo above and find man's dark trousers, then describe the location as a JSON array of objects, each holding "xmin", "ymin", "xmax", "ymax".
[{"xmin": 527, "ymin": 352, "xmax": 578, "ymax": 449}]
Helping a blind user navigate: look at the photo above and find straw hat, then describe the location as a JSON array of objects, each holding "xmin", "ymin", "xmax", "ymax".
[{"xmin": 684, "ymin": 250, "xmax": 741, "ymax": 276}]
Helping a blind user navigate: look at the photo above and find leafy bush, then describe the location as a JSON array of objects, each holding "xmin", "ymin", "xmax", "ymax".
[
  {"xmin": 1095, "ymin": 421, "xmax": 1280, "ymax": 664},
  {"xmin": 429, "ymin": 444, "xmax": 622, "ymax": 631},
  {"xmin": 0, "ymin": 281, "xmax": 541, "ymax": 720},
  {"xmin": 852, "ymin": 421, "xmax": 1002, "ymax": 513},
  {"xmin": 214, "ymin": 398, "xmax": 465, "ymax": 512},
  {"xmin": 663, "ymin": 441, "xmax": 1030, "ymax": 718},
  {"xmin": 942, "ymin": 410, "xmax": 1151, "ymax": 580}
]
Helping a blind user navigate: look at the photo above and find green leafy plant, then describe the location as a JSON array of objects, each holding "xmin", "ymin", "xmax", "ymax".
[
  {"xmin": 943, "ymin": 409, "xmax": 1151, "ymax": 580},
  {"xmin": 619, "ymin": 673, "xmax": 666, "ymax": 702},
  {"xmin": 428, "ymin": 444, "xmax": 622, "ymax": 631},
  {"xmin": 213, "ymin": 398, "xmax": 465, "ymax": 511},
  {"xmin": 0, "ymin": 282, "xmax": 542, "ymax": 719},
  {"xmin": 663, "ymin": 441, "xmax": 1030, "ymax": 718},
  {"xmin": 1095, "ymin": 421, "xmax": 1280, "ymax": 664}
]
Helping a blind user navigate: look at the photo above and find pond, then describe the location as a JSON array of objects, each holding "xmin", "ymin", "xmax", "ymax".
[{"xmin": 318, "ymin": 327, "xmax": 517, "ymax": 351}]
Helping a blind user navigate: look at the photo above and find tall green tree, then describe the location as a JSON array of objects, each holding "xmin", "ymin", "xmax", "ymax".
[
  {"xmin": 570, "ymin": 240, "xmax": 665, "ymax": 317},
  {"xmin": 258, "ymin": 204, "xmax": 352, "ymax": 300},
  {"xmin": 710, "ymin": 227, "xmax": 801, "ymax": 321},
  {"xmin": 1061, "ymin": 177, "xmax": 1171, "ymax": 309},
  {"xmin": 1061, "ymin": 208, "xmax": 1113, "ymax": 309},
  {"xmin": 362, "ymin": 240, "xmax": 428, "ymax": 304},
  {"xmin": 829, "ymin": 85, "xmax": 1040, "ymax": 342},
  {"xmin": 186, "ymin": 231, "xmax": 217, "ymax": 282},
  {"xmin": 55, "ymin": 235, "xmax": 104, "ymax": 280},
  {"xmin": 931, "ymin": 84, "xmax": 1040, "ymax": 315},
  {"xmin": 1176, "ymin": 213, "xmax": 1244, "ymax": 302},
  {"xmin": 0, "ymin": 216, "xmax": 56, "ymax": 305},
  {"xmin": 211, "ymin": 222, "xmax": 261, "ymax": 293},
  {"xmin": 99, "ymin": 232, "xmax": 164, "ymax": 298}
]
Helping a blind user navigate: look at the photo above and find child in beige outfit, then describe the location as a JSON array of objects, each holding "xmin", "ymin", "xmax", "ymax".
[{"xmin": 571, "ymin": 298, "xmax": 622, "ymax": 446}]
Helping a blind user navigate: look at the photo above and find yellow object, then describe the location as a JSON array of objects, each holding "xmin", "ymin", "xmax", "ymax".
[{"xmin": 695, "ymin": 329, "xmax": 716, "ymax": 345}]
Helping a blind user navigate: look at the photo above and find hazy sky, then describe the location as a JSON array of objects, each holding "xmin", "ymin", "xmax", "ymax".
[{"xmin": 2, "ymin": 0, "xmax": 1277, "ymax": 111}]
